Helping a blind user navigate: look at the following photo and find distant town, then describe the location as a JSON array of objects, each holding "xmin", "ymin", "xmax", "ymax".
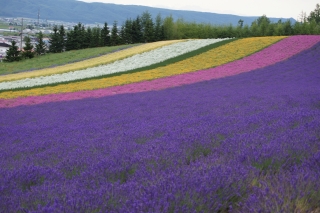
[{"xmin": 0, "ymin": 16, "xmax": 105, "ymax": 58}]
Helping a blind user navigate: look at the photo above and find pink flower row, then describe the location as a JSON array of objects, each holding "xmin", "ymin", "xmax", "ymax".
[{"xmin": 1, "ymin": 35, "xmax": 320, "ymax": 108}]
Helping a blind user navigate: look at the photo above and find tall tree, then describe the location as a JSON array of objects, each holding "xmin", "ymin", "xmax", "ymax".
[
  {"xmin": 283, "ymin": 20, "xmax": 293, "ymax": 35},
  {"xmin": 256, "ymin": 15, "xmax": 271, "ymax": 36},
  {"xmin": 141, "ymin": 11, "xmax": 154, "ymax": 42},
  {"xmin": 163, "ymin": 15, "xmax": 175, "ymax": 40},
  {"xmin": 119, "ymin": 24, "xmax": 126, "ymax": 45},
  {"xmin": 124, "ymin": 19, "xmax": 133, "ymax": 44},
  {"xmin": 110, "ymin": 21, "xmax": 119, "ymax": 46},
  {"xmin": 35, "ymin": 31, "xmax": 46, "ymax": 55},
  {"xmin": 4, "ymin": 40, "xmax": 21, "ymax": 62},
  {"xmin": 85, "ymin": 27, "xmax": 93, "ymax": 48},
  {"xmin": 22, "ymin": 36, "xmax": 35, "ymax": 59},
  {"xmin": 308, "ymin": 4, "xmax": 320, "ymax": 24},
  {"xmin": 92, "ymin": 27, "xmax": 102, "ymax": 47},
  {"xmin": 154, "ymin": 13, "xmax": 164, "ymax": 41},
  {"xmin": 49, "ymin": 25, "xmax": 60, "ymax": 53},
  {"xmin": 132, "ymin": 16, "xmax": 143, "ymax": 43},
  {"xmin": 58, "ymin": 25, "xmax": 66, "ymax": 52},
  {"xmin": 238, "ymin": 19, "xmax": 244, "ymax": 28},
  {"xmin": 65, "ymin": 30, "xmax": 75, "ymax": 51},
  {"xmin": 101, "ymin": 22, "xmax": 110, "ymax": 46}
]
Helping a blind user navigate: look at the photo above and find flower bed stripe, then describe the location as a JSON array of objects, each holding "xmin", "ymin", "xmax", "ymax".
[
  {"xmin": 0, "ymin": 36, "xmax": 285, "ymax": 100},
  {"xmin": 0, "ymin": 39, "xmax": 226, "ymax": 90},
  {"xmin": 0, "ymin": 40, "xmax": 183, "ymax": 83}
]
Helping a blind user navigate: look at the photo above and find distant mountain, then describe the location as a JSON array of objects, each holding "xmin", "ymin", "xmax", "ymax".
[{"xmin": 0, "ymin": 0, "xmax": 295, "ymax": 26}]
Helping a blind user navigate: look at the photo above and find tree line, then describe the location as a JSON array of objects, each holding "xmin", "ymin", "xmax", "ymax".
[{"xmin": 3, "ymin": 4, "xmax": 320, "ymax": 62}]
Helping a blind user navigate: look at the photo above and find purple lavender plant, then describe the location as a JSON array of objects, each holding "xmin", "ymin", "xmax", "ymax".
[{"xmin": 0, "ymin": 42, "xmax": 320, "ymax": 212}]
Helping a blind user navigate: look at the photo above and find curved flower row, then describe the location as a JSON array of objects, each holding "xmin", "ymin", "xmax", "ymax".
[
  {"xmin": 1, "ymin": 40, "xmax": 320, "ymax": 211},
  {"xmin": 0, "ymin": 39, "xmax": 228, "ymax": 90},
  {"xmin": 0, "ymin": 36, "xmax": 284, "ymax": 99},
  {"xmin": 0, "ymin": 40, "xmax": 182, "ymax": 83}
]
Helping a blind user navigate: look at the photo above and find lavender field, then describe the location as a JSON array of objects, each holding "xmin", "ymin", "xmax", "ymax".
[{"xmin": 1, "ymin": 39, "xmax": 320, "ymax": 212}]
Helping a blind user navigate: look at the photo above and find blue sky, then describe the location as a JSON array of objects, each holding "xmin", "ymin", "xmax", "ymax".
[{"xmin": 79, "ymin": 0, "xmax": 319, "ymax": 19}]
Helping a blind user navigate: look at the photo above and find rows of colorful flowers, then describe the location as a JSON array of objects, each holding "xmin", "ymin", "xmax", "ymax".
[
  {"xmin": 1, "ymin": 35, "xmax": 320, "ymax": 212},
  {"xmin": 0, "ymin": 36, "xmax": 285, "ymax": 99},
  {"xmin": 0, "ymin": 39, "xmax": 228, "ymax": 90},
  {"xmin": 0, "ymin": 40, "xmax": 182, "ymax": 82}
]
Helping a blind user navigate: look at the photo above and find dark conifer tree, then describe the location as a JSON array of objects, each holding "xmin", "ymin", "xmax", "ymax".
[
  {"xmin": 65, "ymin": 30, "xmax": 75, "ymax": 51},
  {"xmin": 58, "ymin": 25, "xmax": 66, "ymax": 52},
  {"xmin": 49, "ymin": 25, "xmax": 60, "ymax": 53},
  {"xmin": 92, "ymin": 27, "xmax": 102, "ymax": 47},
  {"xmin": 119, "ymin": 24, "xmax": 126, "ymax": 45},
  {"xmin": 4, "ymin": 40, "xmax": 21, "ymax": 62},
  {"xmin": 141, "ymin": 11, "xmax": 154, "ymax": 42},
  {"xmin": 110, "ymin": 21, "xmax": 119, "ymax": 46},
  {"xmin": 85, "ymin": 27, "xmax": 93, "ymax": 48},
  {"xmin": 132, "ymin": 16, "xmax": 143, "ymax": 43},
  {"xmin": 124, "ymin": 19, "xmax": 133, "ymax": 44},
  {"xmin": 22, "ymin": 36, "xmax": 35, "ymax": 59},
  {"xmin": 154, "ymin": 14, "xmax": 163, "ymax": 41},
  {"xmin": 35, "ymin": 31, "xmax": 46, "ymax": 55},
  {"xmin": 101, "ymin": 22, "xmax": 110, "ymax": 46}
]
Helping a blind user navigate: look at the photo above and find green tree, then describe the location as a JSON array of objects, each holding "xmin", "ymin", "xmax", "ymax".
[
  {"xmin": 85, "ymin": 27, "xmax": 93, "ymax": 48},
  {"xmin": 101, "ymin": 22, "xmax": 110, "ymax": 46},
  {"xmin": 256, "ymin": 15, "xmax": 271, "ymax": 36},
  {"xmin": 35, "ymin": 31, "xmax": 46, "ymax": 55},
  {"xmin": 283, "ymin": 20, "xmax": 293, "ymax": 35},
  {"xmin": 4, "ymin": 40, "xmax": 21, "ymax": 62},
  {"xmin": 119, "ymin": 24, "xmax": 126, "ymax": 45},
  {"xmin": 293, "ymin": 21, "xmax": 302, "ymax": 35},
  {"xmin": 273, "ymin": 20, "xmax": 284, "ymax": 36},
  {"xmin": 308, "ymin": 3, "xmax": 320, "ymax": 24},
  {"xmin": 163, "ymin": 15, "xmax": 175, "ymax": 40},
  {"xmin": 141, "ymin": 11, "xmax": 154, "ymax": 42},
  {"xmin": 154, "ymin": 13, "xmax": 164, "ymax": 41},
  {"xmin": 110, "ymin": 21, "xmax": 119, "ymax": 46},
  {"xmin": 65, "ymin": 30, "xmax": 75, "ymax": 51},
  {"xmin": 49, "ymin": 25, "xmax": 60, "ymax": 53},
  {"xmin": 123, "ymin": 19, "xmax": 133, "ymax": 44},
  {"xmin": 132, "ymin": 16, "xmax": 143, "ymax": 43},
  {"xmin": 238, "ymin": 19, "xmax": 244, "ymax": 28},
  {"xmin": 250, "ymin": 20, "xmax": 259, "ymax": 36},
  {"xmin": 92, "ymin": 27, "xmax": 102, "ymax": 47},
  {"xmin": 65, "ymin": 23, "xmax": 86, "ymax": 50},
  {"xmin": 22, "ymin": 36, "xmax": 35, "ymax": 59},
  {"xmin": 58, "ymin": 25, "xmax": 66, "ymax": 52}
]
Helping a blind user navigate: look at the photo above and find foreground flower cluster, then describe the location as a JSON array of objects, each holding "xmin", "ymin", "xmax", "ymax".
[
  {"xmin": 0, "ymin": 39, "xmax": 227, "ymax": 90},
  {"xmin": 1, "ymin": 36, "xmax": 320, "ymax": 212}
]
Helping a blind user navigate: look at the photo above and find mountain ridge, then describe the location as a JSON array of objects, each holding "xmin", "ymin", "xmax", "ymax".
[{"xmin": 0, "ymin": 0, "xmax": 295, "ymax": 25}]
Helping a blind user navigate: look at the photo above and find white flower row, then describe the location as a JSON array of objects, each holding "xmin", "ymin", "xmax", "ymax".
[{"xmin": 0, "ymin": 38, "xmax": 229, "ymax": 90}]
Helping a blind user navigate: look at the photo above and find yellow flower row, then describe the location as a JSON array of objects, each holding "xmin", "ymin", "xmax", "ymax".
[
  {"xmin": 0, "ymin": 40, "xmax": 183, "ymax": 83},
  {"xmin": 0, "ymin": 37, "xmax": 285, "ymax": 99}
]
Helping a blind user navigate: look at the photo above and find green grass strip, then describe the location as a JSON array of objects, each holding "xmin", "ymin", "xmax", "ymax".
[{"xmin": 0, "ymin": 44, "xmax": 140, "ymax": 75}]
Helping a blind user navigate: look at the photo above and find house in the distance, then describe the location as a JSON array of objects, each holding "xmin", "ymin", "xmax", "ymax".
[{"xmin": 0, "ymin": 36, "xmax": 11, "ymax": 58}]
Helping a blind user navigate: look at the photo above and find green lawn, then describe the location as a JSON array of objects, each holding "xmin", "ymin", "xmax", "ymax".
[
  {"xmin": 0, "ymin": 21, "xmax": 9, "ymax": 29},
  {"xmin": 0, "ymin": 44, "xmax": 140, "ymax": 75}
]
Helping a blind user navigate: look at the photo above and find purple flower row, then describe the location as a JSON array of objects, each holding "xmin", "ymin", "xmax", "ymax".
[
  {"xmin": 0, "ymin": 41, "xmax": 320, "ymax": 212},
  {"xmin": 1, "ymin": 35, "xmax": 320, "ymax": 108}
]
